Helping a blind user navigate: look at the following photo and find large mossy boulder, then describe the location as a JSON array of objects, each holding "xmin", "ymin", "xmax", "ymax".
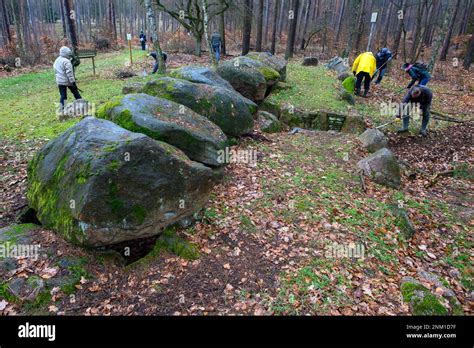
[
  {"xmin": 246, "ymin": 52, "xmax": 287, "ymax": 81},
  {"xmin": 230, "ymin": 56, "xmax": 281, "ymax": 88},
  {"xmin": 27, "ymin": 117, "xmax": 215, "ymax": 247},
  {"xmin": 168, "ymin": 65, "xmax": 234, "ymax": 91},
  {"xmin": 357, "ymin": 148, "xmax": 401, "ymax": 189},
  {"xmin": 96, "ymin": 93, "xmax": 228, "ymax": 167},
  {"xmin": 216, "ymin": 61, "xmax": 267, "ymax": 102},
  {"xmin": 139, "ymin": 77, "xmax": 256, "ymax": 137}
]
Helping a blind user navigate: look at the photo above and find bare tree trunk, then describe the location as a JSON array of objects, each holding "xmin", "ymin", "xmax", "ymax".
[
  {"xmin": 429, "ymin": 1, "xmax": 456, "ymax": 71},
  {"xmin": 439, "ymin": 0, "xmax": 461, "ymax": 61},
  {"xmin": 242, "ymin": 0, "xmax": 252, "ymax": 55},
  {"xmin": 263, "ymin": 0, "xmax": 270, "ymax": 48},
  {"xmin": 64, "ymin": 0, "xmax": 78, "ymax": 52},
  {"xmin": 285, "ymin": 0, "xmax": 300, "ymax": 59},
  {"xmin": 381, "ymin": 1, "xmax": 392, "ymax": 48},
  {"xmin": 342, "ymin": 0, "xmax": 360, "ymax": 58},
  {"xmin": 392, "ymin": 0, "xmax": 407, "ymax": 56},
  {"xmin": 299, "ymin": 0, "xmax": 311, "ymax": 50},
  {"xmin": 463, "ymin": 30, "xmax": 474, "ymax": 70},
  {"xmin": 219, "ymin": 0, "xmax": 226, "ymax": 55},
  {"xmin": 458, "ymin": 0, "xmax": 472, "ymax": 36},
  {"xmin": 353, "ymin": 0, "xmax": 366, "ymax": 52},
  {"xmin": 1, "ymin": 0, "xmax": 11, "ymax": 43},
  {"xmin": 144, "ymin": 0, "xmax": 164, "ymax": 73},
  {"xmin": 270, "ymin": 0, "xmax": 279, "ymax": 54},
  {"xmin": 334, "ymin": 0, "xmax": 346, "ymax": 45},
  {"xmin": 255, "ymin": 0, "xmax": 264, "ymax": 51},
  {"xmin": 201, "ymin": 0, "xmax": 216, "ymax": 66}
]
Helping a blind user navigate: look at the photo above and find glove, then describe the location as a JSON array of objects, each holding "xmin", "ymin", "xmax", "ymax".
[{"xmin": 353, "ymin": 71, "xmax": 356, "ymax": 76}]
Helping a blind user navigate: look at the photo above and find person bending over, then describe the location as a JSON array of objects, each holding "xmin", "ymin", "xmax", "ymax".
[
  {"xmin": 352, "ymin": 51, "xmax": 376, "ymax": 97},
  {"xmin": 397, "ymin": 85, "xmax": 433, "ymax": 137}
]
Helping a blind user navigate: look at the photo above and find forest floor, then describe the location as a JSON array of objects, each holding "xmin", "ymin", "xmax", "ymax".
[{"xmin": 0, "ymin": 49, "xmax": 472, "ymax": 315}]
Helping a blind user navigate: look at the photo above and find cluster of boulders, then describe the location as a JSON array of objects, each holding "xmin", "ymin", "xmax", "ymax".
[{"xmin": 27, "ymin": 52, "xmax": 287, "ymax": 247}]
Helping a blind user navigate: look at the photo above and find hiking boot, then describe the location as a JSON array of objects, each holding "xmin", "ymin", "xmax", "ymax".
[
  {"xmin": 362, "ymin": 91, "xmax": 368, "ymax": 98},
  {"xmin": 419, "ymin": 129, "xmax": 428, "ymax": 137},
  {"xmin": 397, "ymin": 128, "xmax": 409, "ymax": 134},
  {"xmin": 355, "ymin": 89, "xmax": 360, "ymax": 96}
]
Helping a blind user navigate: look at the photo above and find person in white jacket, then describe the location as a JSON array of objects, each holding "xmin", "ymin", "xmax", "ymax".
[{"xmin": 53, "ymin": 46, "xmax": 82, "ymax": 109}]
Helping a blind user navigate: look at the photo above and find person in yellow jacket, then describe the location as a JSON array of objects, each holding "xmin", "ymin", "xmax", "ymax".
[{"xmin": 352, "ymin": 52, "xmax": 376, "ymax": 97}]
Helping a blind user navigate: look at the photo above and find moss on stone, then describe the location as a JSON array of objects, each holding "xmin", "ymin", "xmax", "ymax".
[
  {"xmin": 401, "ymin": 281, "xmax": 449, "ymax": 315},
  {"xmin": 258, "ymin": 66, "xmax": 280, "ymax": 82},
  {"xmin": 96, "ymin": 96, "xmax": 124, "ymax": 120},
  {"xmin": 131, "ymin": 205, "xmax": 147, "ymax": 225}
]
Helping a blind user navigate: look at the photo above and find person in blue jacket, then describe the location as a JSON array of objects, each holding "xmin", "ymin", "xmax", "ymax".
[
  {"xmin": 374, "ymin": 47, "xmax": 392, "ymax": 84},
  {"xmin": 402, "ymin": 62, "xmax": 431, "ymax": 88}
]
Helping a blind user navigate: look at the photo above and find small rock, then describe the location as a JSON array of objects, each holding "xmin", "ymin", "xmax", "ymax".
[
  {"xmin": 358, "ymin": 129, "xmax": 388, "ymax": 153},
  {"xmin": 357, "ymin": 148, "xmax": 401, "ymax": 188},
  {"xmin": 302, "ymin": 57, "xmax": 319, "ymax": 66},
  {"xmin": 337, "ymin": 72, "xmax": 352, "ymax": 81},
  {"xmin": 257, "ymin": 111, "xmax": 282, "ymax": 133},
  {"xmin": 8, "ymin": 277, "xmax": 45, "ymax": 301}
]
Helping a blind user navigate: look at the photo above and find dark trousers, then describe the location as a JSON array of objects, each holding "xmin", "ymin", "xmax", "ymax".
[
  {"xmin": 375, "ymin": 66, "xmax": 387, "ymax": 84},
  {"xmin": 402, "ymin": 105, "xmax": 431, "ymax": 132},
  {"xmin": 141, "ymin": 41, "xmax": 146, "ymax": 50},
  {"xmin": 58, "ymin": 84, "xmax": 82, "ymax": 107},
  {"xmin": 356, "ymin": 72, "xmax": 371, "ymax": 94}
]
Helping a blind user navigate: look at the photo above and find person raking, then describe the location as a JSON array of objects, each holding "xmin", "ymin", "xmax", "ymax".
[
  {"xmin": 374, "ymin": 47, "xmax": 393, "ymax": 84},
  {"xmin": 402, "ymin": 62, "xmax": 431, "ymax": 88},
  {"xmin": 53, "ymin": 46, "xmax": 82, "ymax": 112},
  {"xmin": 396, "ymin": 85, "xmax": 433, "ymax": 137},
  {"xmin": 352, "ymin": 51, "xmax": 377, "ymax": 97}
]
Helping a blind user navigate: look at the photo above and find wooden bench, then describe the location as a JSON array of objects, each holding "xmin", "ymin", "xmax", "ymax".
[{"xmin": 77, "ymin": 49, "xmax": 97, "ymax": 75}]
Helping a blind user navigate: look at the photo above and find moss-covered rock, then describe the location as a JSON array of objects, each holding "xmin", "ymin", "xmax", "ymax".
[
  {"xmin": 168, "ymin": 65, "xmax": 234, "ymax": 90},
  {"xmin": 279, "ymin": 104, "xmax": 305, "ymax": 128},
  {"xmin": 122, "ymin": 82, "xmax": 145, "ymax": 95},
  {"xmin": 229, "ymin": 57, "xmax": 280, "ymax": 88},
  {"xmin": 245, "ymin": 51, "xmax": 287, "ymax": 81},
  {"xmin": 27, "ymin": 117, "xmax": 216, "ymax": 247},
  {"xmin": 401, "ymin": 277, "xmax": 449, "ymax": 315},
  {"xmin": 96, "ymin": 93, "xmax": 228, "ymax": 167},
  {"xmin": 140, "ymin": 77, "xmax": 256, "ymax": 137},
  {"xmin": 216, "ymin": 61, "xmax": 267, "ymax": 102},
  {"xmin": 257, "ymin": 111, "xmax": 282, "ymax": 133}
]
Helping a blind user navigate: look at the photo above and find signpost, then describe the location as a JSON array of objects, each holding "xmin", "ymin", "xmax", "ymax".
[
  {"xmin": 367, "ymin": 12, "xmax": 378, "ymax": 52},
  {"xmin": 127, "ymin": 33, "xmax": 133, "ymax": 65}
]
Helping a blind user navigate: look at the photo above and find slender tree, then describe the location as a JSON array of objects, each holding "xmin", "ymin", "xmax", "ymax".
[
  {"xmin": 242, "ymin": 0, "xmax": 252, "ymax": 55},
  {"xmin": 440, "ymin": 0, "xmax": 461, "ymax": 61},
  {"xmin": 1, "ymin": 0, "xmax": 11, "ymax": 44},
  {"xmin": 201, "ymin": 0, "xmax": 216, "ymax": 66},
  {"xmin": 144, "ymin": 0, "xmax": 164, "ymax": 73},
  {"xmin": 255, "ymin": 0, "xmax": 264, "ymax": 51},
  {"xmin": 218, "ymin": 0, "xmax": 226, "ymax": 55},
  {"xmin": 270, "ymin": 0, "xmax": 279, "ymax": 54},
  {"xmin": 285, "ymin": 0, "xmax": 300, "ymax": 60},
  {"xmin": 429, "ymin": 1, "xmax": 456, "ymax": 70},
  {"xmin": 463, "ymin": 31, "xmax": 474, "ymax": 70}
]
